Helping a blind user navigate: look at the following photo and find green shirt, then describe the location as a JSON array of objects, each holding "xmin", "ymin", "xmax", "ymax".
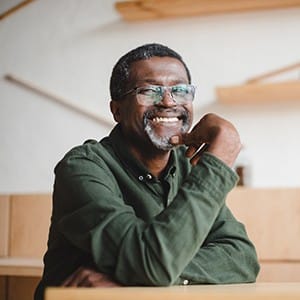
[{"xmin": 35, "ymin": 125, "xmax": 259, "ymax": 299}]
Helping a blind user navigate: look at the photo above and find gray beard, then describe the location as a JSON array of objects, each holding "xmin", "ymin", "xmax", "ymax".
[{"xmin": 144, "ymin": 120, "xmax": 190, "ymax": 151}]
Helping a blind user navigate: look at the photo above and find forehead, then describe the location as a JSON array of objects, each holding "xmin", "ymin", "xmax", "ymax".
[{"xmin": 128, "ymin": 56, "xmax": 189, "ymax": 85}]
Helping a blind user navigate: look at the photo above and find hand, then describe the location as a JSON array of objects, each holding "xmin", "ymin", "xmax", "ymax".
[
  {"xmin": 61, "ymin": 266, "xmax": 121, "ymax": 287},
  {"xmin": 171, "ymin": 113, "xmax": 241, "ymax": 167}
]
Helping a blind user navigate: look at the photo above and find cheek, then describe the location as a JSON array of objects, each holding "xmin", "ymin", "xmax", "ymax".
[
  {"xmin": 121, "ymin": 104, "xmax": 146, "ymax": 128},
  {"xmin": 187, "ymin": 104, "xmax": 193, "ymax": 122}
]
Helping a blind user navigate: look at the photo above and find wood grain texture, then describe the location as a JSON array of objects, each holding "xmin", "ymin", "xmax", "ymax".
[
  {"xmin": 45, "ymin": 283, "xmax": 300, "ymax": 300},
  {"xmin": 227, "ymin": 187, "xmax": 300, "ymax": 260},
  {"xmin": 0, "ymin": 195, "xmax": 10, "ymax": 257},
  {"xmin": 116, "ymin": 0, "xmax": 300, "ymax": 21},
  {"xmin": 9, "ymin": 194, "xmax": 52, "ymax": 257},
  {"xmin": 216, "ymin": 81, "xmax": 300, "ymax": 104},
  {"xmin": 7, "ymin": 276, "xmax": 40, "ymax": 300}
]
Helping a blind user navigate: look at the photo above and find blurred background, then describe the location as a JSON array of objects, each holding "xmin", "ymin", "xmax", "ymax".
[{"xmin": 1, "ymin": 0, "xmax": 300, "ymax": 193}]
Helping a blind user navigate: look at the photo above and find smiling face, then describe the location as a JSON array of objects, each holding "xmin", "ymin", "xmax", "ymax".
[{"xmin": 110, "ymin": 56, "xmax": 193, "ymax": 154}]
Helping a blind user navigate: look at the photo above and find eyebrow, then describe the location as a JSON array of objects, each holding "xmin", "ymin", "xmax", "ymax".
[{"xmin": 135, "ymin": 78, "xmax": 189, "ymax": 85}]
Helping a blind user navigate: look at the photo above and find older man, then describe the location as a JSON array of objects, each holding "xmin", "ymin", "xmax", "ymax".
[{"xmin": 35, "ymin": 43, "xmax": 259, "ymax": 299}]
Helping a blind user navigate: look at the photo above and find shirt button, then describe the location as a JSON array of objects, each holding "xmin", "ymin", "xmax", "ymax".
[
  {"xmin": 146, "ymin": 174, "xmax": 152, "ymax": 180},
  {"xmin": 183, "ymin": 279, "xmax": 189, "ymax": 285},
  {"xmin": 138, "ymin": 175, "xmax": 144, "ymax": 181}
]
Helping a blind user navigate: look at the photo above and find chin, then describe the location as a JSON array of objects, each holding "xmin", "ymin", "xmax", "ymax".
[
  {"xmin": 144, "ymin": 124, "xmax": 177, "ymax": 151},
  {"xmin": 143, "ymin": 111, "xmax": 191, "ymax": 151}
]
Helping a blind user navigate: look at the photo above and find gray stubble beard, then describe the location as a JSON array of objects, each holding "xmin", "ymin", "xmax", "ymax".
[{"xmin": 144, "ymin": 118, "xmax": 190, "ymax": 151}]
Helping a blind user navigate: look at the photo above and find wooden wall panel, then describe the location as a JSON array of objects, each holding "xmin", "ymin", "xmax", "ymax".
[
  {"xmin": 227, "ymin": 188, "xmax": 300, "ymax": 260},
  {"xmin": 258, "ymin": 262, "xmax": 300, "ymax": 282},
  {"xmin": 9, "ymin": 194, "xmax": 52, "ymax": 257},
  {"xmin": 0, "ymin": 195, "xmax": 10, "ymax": 257},
  {"xmin": 0, "ymin": 276, "xmax": 7, "ymax": 300},
  {"xmin": 7, "ymin": 276, "xmax": 40, "ymax": 300}
]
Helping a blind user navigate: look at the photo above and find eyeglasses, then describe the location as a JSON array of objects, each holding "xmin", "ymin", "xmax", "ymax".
[{"xmin": 121, "ymin": 84, "xmax": 196, "ymax": 106}]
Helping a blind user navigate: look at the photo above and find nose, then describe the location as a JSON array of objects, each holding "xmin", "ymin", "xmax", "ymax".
[{"xmin": 158, "ymin": 90, "xmax": 176, "ymax": 107}]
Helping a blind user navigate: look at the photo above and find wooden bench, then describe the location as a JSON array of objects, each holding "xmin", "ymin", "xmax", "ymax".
[
  {"xmin": 227, "ymin": 187, "xmax": 300, "ymax": 282},
  {"xmin": 0, "ymin": 194, "xmax": 51, "ymax": 300},
  {"xmin": 0, "ymin": 188, "xmax": 299, "ymax": 299}
]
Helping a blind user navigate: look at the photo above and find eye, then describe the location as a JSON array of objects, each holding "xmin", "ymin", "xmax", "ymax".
[
  {"xmin": 172, "ymin": 84, "xmax": 189, "ymax": 95},
  {"xmin": 138, "ymin": 86, "xmax": 160, "ymax": 97}
]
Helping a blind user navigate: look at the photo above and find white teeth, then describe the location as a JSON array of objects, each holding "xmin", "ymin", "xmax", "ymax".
[{"xmin": 153, "ymin": 117, "xmax": 179, "ymax": 123}]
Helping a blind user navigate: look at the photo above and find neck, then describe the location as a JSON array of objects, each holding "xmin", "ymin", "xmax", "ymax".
[{"xmin": 129, "ymin": 145, "xmax": 171, "ymax": 178}]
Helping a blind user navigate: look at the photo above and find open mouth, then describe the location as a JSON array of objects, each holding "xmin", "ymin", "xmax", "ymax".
[
  {"xmin": 145, "ymin": 109, "xmax": 187, "ymax": 124},
  {"xmin": 143, "ymin": 108, "xmax": 190, "ymax": 132},
  {"xmin": 152, "ymin": 116, "xmax": 181, "ymax": 123}
]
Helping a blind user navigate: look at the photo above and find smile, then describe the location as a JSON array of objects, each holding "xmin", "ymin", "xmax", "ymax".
[{"xmin": 152, "ymin": 117, "xmax": 180, "ymax": 123}]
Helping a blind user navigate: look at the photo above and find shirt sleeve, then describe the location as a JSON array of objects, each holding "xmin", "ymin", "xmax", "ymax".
[
  {"xmin": 176, "ymin": 204, "xmax": 260, "ymax": 285},
  {"xmin": 54, "ymin": 150, "xmax": 257, "ymax": 286}
]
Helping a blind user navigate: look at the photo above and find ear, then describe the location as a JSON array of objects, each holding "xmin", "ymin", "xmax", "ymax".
[{"xmin": 110, "ymin": 100, "xmax": 122, "ymax": 123}]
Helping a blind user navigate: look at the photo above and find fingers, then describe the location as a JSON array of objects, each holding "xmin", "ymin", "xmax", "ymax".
[
  {"xmin": 62, "ymin": 266, "xmax": 88, "ymax": 287},
  {"xmin": 188, "ymin": 143, "xmax": 210, "ymax": 166},
  {"xmin": 79, "ymin": 272, "xmax": 120, "ymax": 287},
  {"xmin": 170, "ymin": 113, "xmax": 241, "ymax": 167},
  {"xmin": 62, "ymin": 267, "xmax": 120, "ymax": 287},
  {"xmin": 169, "ymin": 132, "xmax": 204, "ymax": 147}
]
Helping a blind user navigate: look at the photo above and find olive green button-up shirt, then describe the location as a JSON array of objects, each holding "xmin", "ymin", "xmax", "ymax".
[{"xmin": 35, "ymin": 125, "xmax": 259, "ymax": 299}]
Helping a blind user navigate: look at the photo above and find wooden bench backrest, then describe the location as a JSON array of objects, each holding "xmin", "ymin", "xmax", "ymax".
[
  {"xmin": 227, "ymin": 187, "xmax": 300, "ymax": 282},
  {"xmin": 0, "ymin": 195, "xmax": 10, "ymax": 257},
  {"xmin": 0, "ymin": 194, "xmax": 52, "ymax": 258},
  {"xmin": 227, "ymin": 188, "xmax": 300, "ymax": 260}
]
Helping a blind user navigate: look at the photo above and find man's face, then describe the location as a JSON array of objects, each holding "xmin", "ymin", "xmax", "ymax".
[{"xmin": 112, "ymin": 56, "xmax": 193, "ymax": 151}]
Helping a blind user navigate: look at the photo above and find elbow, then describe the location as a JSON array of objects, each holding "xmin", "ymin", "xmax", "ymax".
[
  {"xmin": 238, "ymin": 251, "xmax": 261, "ymax": 283},
  {"xmin": 246, "ymin": 245, "xmax": 261, "ymax": 282},
  {"xmin": 142, "ymin": 258, "xmax": 183, "ymax": 286},
  {"xmin": 137, "ymin": 267, "xmax": 178, "ymax": 287},
  {"xmin": 247, "ymin": 258, "xmax": 260, "ymax": 283},
  {"xmin": 146, "ymin": 272, "xmax": 177, "ymax": 287}
]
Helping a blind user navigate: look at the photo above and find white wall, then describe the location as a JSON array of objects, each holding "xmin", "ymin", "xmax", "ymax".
[{"xmin": 1, "ymin": 0, "xmax": 300, "ymax": 193}]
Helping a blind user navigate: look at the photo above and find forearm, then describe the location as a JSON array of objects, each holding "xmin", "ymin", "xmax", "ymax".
[{"xmin": 177, "ymin": 206, "xmax": 260, "ymax": 285}]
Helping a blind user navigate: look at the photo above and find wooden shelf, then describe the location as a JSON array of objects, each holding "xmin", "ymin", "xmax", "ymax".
[
  {"xmin": 216, "ymin": 62, "xmax": 300, "ymax": 104},
  {"xmin": 115, "ymin": 0, "xmax": 300, "ymax": 21},
  {"xmin": 216, "ymin": 80, "xmax": 300, "ymax": 104}
]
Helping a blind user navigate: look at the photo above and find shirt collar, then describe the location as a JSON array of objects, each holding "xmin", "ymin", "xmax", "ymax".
[{"xmin": 109, "ymin": 124, "xmax": 177, "ymax": 182}]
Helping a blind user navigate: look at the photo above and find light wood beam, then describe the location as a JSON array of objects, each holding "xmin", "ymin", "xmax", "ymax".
[
  {"xmin": 216, "ymin": 80, "xmax": 300, "ymax": 104},
  {"xmin": 0, "ymin": 0, "xmax": 36, "ymax": 21},
  {"xmin": 115, "ymin": 0, "xmax": 300, "ymax": 21}
]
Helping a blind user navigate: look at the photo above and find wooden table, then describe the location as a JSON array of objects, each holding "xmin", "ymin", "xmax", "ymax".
[{"xmin": 45, "ymin": 283, "xmax": 300, "ymax": 300}]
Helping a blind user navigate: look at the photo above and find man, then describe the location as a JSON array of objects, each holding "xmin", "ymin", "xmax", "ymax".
[{"xmin": 35, "ymin": 43, "xmax": 259, "ymax": 299}]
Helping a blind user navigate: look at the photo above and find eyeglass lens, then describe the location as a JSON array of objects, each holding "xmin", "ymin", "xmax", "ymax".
[{"xmin": 136, "ymin": 85, "xmax": 195, "ymax": 106}]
